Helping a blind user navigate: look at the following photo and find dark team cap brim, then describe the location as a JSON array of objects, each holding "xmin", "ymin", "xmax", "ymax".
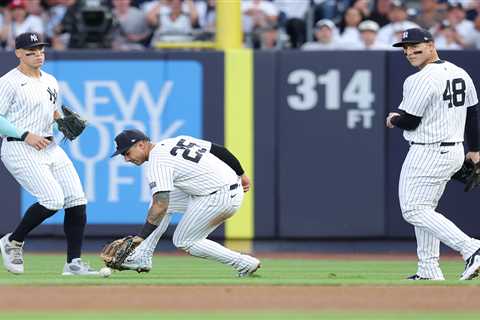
[
  {"xmin": 17, "ymin": 42, "xmax": 49, "ymax": 49},
  {"xmin": 111, "ymin": 145, "xmax": 131, "ymax": 158},
  {"xmin": 392, "ymin": 40, "xmax": 430, "ymax": 47}
]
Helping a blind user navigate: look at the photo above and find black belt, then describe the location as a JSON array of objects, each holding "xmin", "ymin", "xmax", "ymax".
[
  {"xmin": 6, "ymin": 136, "xmax": 53, "ymax": 142},
  {"xmin": 210, "ymin": 183, "xmax": 239, "ymax": 195},
  {"xmin": 411, "ymin": 141, "xmax": 458, "ymax": 146}
]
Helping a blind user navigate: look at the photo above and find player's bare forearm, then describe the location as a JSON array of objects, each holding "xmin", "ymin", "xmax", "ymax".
[{"xmin": 146, "ymin": 191, "xmax": 170, "ymax": 225}]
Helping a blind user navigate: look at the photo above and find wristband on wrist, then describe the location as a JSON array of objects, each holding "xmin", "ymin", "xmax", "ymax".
[
  {"xmin": 139, "ymin": 221, "xmax": 157, "ymax": 239},
  {"xmin": 21, "ymin": 131, "xmax": 29, "ymax": 141}
]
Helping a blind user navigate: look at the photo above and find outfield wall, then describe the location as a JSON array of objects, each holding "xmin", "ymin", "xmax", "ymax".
[{"xmin": 1, "ymin": 50, "xmax": 479, "ymax": 240}]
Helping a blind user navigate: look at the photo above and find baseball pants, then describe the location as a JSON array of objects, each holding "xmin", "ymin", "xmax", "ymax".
[
  {"xmin": 399, "ymin": 143, "xmax": 480, "ymax": 279},
  {"xmin": 1, "ymin": 141, "xmax": 86, "ymax": 210}
]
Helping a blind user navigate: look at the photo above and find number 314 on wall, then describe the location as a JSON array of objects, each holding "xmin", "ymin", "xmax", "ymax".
[{"xmin": 287, "ymin": 69, "xmax": 375, "ymax": 129}]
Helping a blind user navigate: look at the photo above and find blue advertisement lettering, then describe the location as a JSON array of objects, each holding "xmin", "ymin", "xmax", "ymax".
[{"xmin": 21, "ymin": 60, "xmax": 203, "ymax": 224}]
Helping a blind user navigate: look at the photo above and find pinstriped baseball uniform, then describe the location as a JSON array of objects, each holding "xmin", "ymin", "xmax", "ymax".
[
  {"xmin": 0, "ymin": 68, "xmax": 86, "ymax": 210},
  {"xmin": 398, "ymin": 60, "xmax": 480, "ymax": 279},
  {"xmin": 130, "ymin": 135, "xmax": 258, "ymax": 274}
]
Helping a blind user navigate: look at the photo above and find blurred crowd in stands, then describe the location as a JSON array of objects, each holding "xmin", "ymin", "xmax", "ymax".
[{"xmin": 0, "ymin": 0, "xmax": 479, "ymax": 51}]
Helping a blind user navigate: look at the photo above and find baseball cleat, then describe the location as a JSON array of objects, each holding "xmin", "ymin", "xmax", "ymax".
[
  {"xmin": 62, "ymin": 258, "xmax": 99, "ymax": 276},
  {"xmin": 460, "ymin": 249, "xmax": 480, "ymax": 280},
  {"xmin": 237, "ymin": 255, "xmax": 261, "ymax": 278},
  {"xmin": 120, "ymin": 251, "xmax": 152, "ymax": 273},
  {"xmin": 405, "ymin": 274, "xmax": 444, "ymax": 281},
  {"xmin": 406, "ymin": 274, "xmax": 431, "ymax": 280},
  {"xmin": 0, "ymin": 233, "xmax": 24, "ymax": 274}
]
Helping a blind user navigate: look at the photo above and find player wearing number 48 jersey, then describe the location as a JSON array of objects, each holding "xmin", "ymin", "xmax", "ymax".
[
  {"xmin": 110, "ymin": 129, "xmax": 260, "ymax": 277},
  {"xmin": 386, "ymin": 28, "xmax": 480, "ymax": 280}
]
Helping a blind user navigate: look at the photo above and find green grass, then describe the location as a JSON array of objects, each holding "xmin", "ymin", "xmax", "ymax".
[
  {"xmin": 0, "ymin": 311, "xmax": 479, "ymax": 320},
  {"xmin": 0, "ymin": 254, "xmax": 478, "ymax": 286},
  {"xmin": 1, "ymin": 255, "xmax": 479, "ymax": 319}
]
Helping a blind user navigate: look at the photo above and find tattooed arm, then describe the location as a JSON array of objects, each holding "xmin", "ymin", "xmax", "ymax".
[{"xmin": 138, "ymin": 191, "xmax": 170, "ymax": 239}]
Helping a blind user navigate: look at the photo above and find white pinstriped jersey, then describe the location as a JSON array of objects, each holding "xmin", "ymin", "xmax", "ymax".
[
  {"xmin": 0, "ymin": 68, "xmax": 60, "ymax": 138},
  {"xmin": 147, "ymin": 135, "xmax": 238, "ymax": 196},
  {"xmin": 399, "ymin": 60, "xmax": 478, "ymax": 143}
]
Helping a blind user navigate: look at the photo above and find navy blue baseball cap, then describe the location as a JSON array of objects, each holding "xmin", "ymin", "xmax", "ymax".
[
  {"xmin": 111, "ymin": 129, "xmax": 150, "ymax": 157},
  {"xmin": 392, "ymin": 28, "xmax": 433, "ymax": 47},
  {"xmin": 15, "ymin": 32, "xmax": 49, "ymax": 49}
]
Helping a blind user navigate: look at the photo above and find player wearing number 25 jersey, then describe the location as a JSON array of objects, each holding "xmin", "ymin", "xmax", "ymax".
[
  {"xmin": 110, "ymin": 129, "xmax": 260, "ymax": 277},
  {"xmin": 386, "ymin": 28, "xmax": 480, "ymax": 281}
]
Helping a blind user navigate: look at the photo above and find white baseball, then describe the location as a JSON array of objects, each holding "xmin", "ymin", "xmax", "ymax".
[{"xmin": 99, "ymin": 267, "xmax": 112, "ymax": 278}]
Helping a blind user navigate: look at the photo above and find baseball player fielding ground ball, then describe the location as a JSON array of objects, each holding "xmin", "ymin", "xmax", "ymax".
[
  {"xmin": 106, "ymin": 129, "xmax": 260, "ymax": 277},
  {"xmin": 386, "ymin": 28, "xmax": 480, "ymax": 280},
  {"xmin": 0, "ymin": 32, "xmax": 97, "ymax": 276}
]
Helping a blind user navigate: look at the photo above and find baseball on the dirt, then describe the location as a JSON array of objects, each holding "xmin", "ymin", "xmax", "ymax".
[{"xmin": 99, "ymin": 267, "xmax": 112, "ymax": 278}]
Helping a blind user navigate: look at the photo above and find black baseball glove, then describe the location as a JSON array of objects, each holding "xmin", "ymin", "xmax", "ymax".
[
  {"xmin": 55, "ymin": 105, "xmax": 87, "ymax": 141},
  {"xmin": 452, "ymin": 159, "xmax": 480, "ymax": 192},
  {"xmin": 100, "ymin": 236, "xmax": 142, "ymax": 270}
]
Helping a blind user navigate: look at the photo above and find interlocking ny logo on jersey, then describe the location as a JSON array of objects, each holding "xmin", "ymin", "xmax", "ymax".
[
  {"xmin": 47, "ymin": 87, "xmax": 57, "ymax": 104},
  {"xmin": 30, "ymin": 34, "xmax": 38, "ymax": 42}
]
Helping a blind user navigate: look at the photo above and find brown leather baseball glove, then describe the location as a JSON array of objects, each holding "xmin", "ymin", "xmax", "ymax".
[{"xmin": 100, "ymin": 236, "xmax": 142, "ymax": 270}]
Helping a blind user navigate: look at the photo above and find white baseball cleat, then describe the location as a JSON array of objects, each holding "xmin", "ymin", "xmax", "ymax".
[
  {"xmin": 62, "ymin": 258, "xmax": 99, "ymax": 276},
  {"xmin": 237, "ymin": 255, "xmax": 261, "ymax": 278},
  {"xmin": 0, "ymin": 233, "xmax": 24, "ymax": 275},
  {"xmin": 120, "ymin": 250, "xmax": 152, "ymax": 273},
  {"xmin": 460, "ymin": 249, "xmax": 480, "ymax": 280}
]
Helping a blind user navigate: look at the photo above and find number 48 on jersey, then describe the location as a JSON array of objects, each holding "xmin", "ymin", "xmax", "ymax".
[{"xmin": 443, "ymin": 78, "xmax": 466, "ymax": 108}]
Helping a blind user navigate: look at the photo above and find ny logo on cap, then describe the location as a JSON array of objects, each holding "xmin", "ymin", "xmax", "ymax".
[
  {"xmin": 402, "ymin": 31, "xmax": 408, "ymax": 40},
  {"xmin": 30, "ymin": 34, "xmax": 38, "ymax": 42}
]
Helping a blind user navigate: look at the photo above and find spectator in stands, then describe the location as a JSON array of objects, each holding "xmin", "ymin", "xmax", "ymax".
[
  {"xmin": 112, "ymin": 0, "xmax": 151, "ymax": 50},
  {"xmin": 200, "ymin": 0, "xmax": 215, "ymax": 35},
  {"xmin": 338, "ymin": 6, "xmax": 363, "ymax": 47},
  {"xmin": 144, "ymin": 0, "xmax": 199, "ymax": 27},
  {"xmin": 414, "ymin": 0, "xmax": 446, "ymax": 30},
  {"xmin": 471, "ymin": 13, "xmax": 480, "ymax": 49},
  {"xmin": 445, "ymin": 3, "xmax": 475, "ymax": 47},
  {"xmin": 351, "ymin": 0, "xmax": 372, "ymax": 20},
  {"xmin": 25, "ymin": 0, "xmax": 44, "ymax": 17},
  {"xmin": 148, "ymin": 0, "xmax": 197, "ymax": 45},
  {"xmin": 301, "ymin": 18, "xmax": 342, "ymax": 50},
  {"xmin": 433, "ymin": 19, "xmax": 462, "ymax": 49},
  {"xmin": 464, "ymin": 0, "xmax": 479, "ymax": 21},
  {"xmin": 274, "ymin": 0, "xmax": 309, "ymax": 48},
  {"xmin": 44, "ymin": 0, "xmax": 69, "ymax": 43},
  {"xmin": 242, "ymin": 0, "xmax": 279, "ymax": 49},
  {"xmin": 312, "ymin": 0, "xmax": 351, "ymax": 23},
  {"xmin": 356, "ymin": 19, "xmax": 389, "ymax": 49},
  {"xmin": 369, "ymin": 0, "xmax": 391, "ymax": 27},
  {"xmin": 2, "ymin": 0, "xmax": 45, "ymax": 50},
  {"xmin": 377, "ymin": 0, "xmax": 418, "ymax": 45},
  {"xmin": 188, "ymin": 0, "xmax": 215, "ymax": 41},
  {"xmin": 259, "ymin": 20, "xmax": 279, "ymax": 49}
]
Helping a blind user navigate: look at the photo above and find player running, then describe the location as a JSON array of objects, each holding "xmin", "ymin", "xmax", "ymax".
[
  {"xmin": 386, "ymin": 28, "xmax": 480, "ymax": 280},
  {"xmin": 109, "ymin": 129, "xmax": 260, "ymax": 277}
]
